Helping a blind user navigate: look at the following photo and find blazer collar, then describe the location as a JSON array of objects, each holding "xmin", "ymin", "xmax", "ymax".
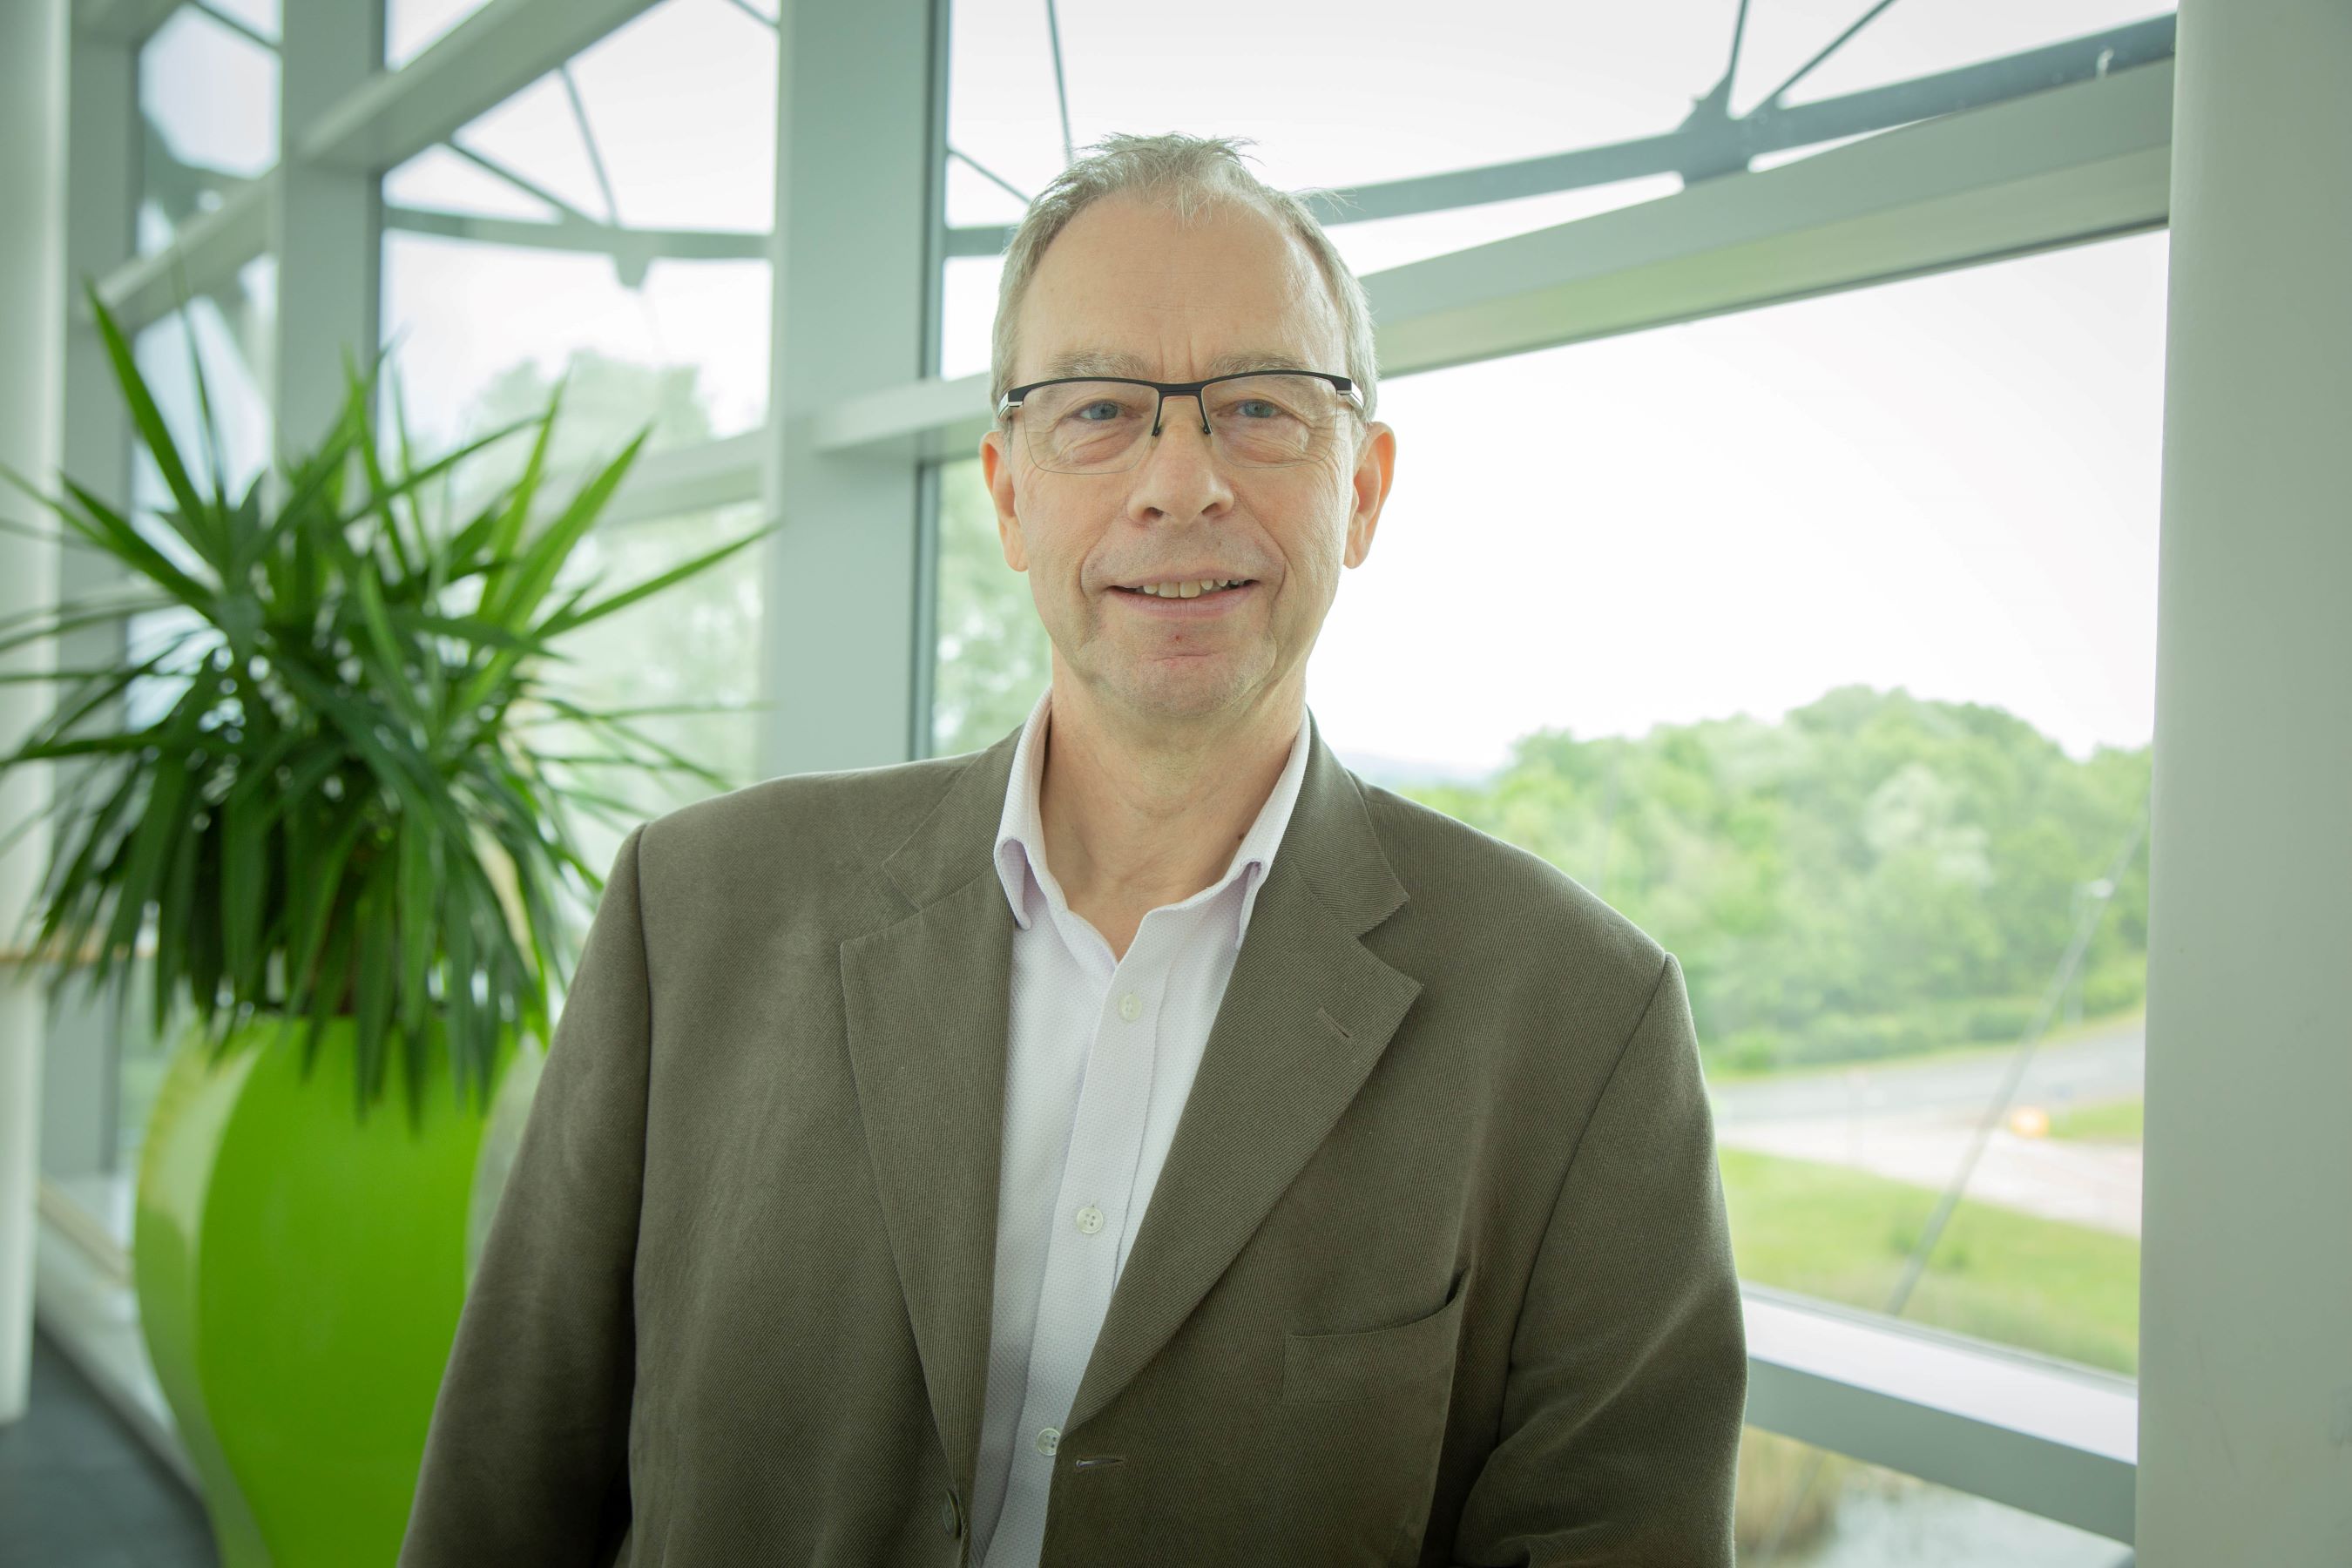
[{"xmin": 839, "ymin": 708, "xmax": 1421, "ymax": 1504}]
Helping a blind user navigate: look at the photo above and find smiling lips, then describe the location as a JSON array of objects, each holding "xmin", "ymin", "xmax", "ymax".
[{"xmin": 1114, "ymin": 577, "xmax": 1253, "ymax": 599}]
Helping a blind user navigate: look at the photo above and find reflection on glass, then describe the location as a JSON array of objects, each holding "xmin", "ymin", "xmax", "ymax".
[
  {"xmin": 929, "ymin": 234, "xmax": 2166, "ymax": 1375},
  {"xmin": 1734, "ymin": 1428, "xmax": 2128, "ymax": 1565},
  {"xmin": 137, "ymin": 6, "xmax": 280, "ymax": 256}
]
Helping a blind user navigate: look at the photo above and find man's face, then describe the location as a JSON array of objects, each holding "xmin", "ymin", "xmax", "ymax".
[{"xmin": 979, "ymin": 193, "xmax": 1396, "ymax": 729}]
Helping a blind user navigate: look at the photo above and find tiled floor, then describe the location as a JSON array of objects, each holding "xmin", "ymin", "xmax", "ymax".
[{"xmin": 0, "ymin": 1329, "xmax": 218, "ymax": 1568}]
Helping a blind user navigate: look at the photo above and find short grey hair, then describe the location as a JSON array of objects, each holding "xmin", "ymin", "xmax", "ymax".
[{"xmin": 990, "ymin": 132, "xmax": 1379, "ymax": 422}]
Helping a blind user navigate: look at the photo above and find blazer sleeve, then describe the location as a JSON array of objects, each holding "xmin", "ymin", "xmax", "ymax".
[
  {"xmin": 1449, "ymin": 950, "xmax": 1748, "ymax": 1567},
  {"xmin": 398, "ymin": 822, "xmax": 652, "ymax": 1568}
]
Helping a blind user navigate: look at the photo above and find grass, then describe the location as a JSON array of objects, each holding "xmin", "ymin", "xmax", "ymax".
[
  {"xmin": 2046, "ymin": 1095, "xmax": 2143, "ymax": 1143},
  {"xmin": 1718, "ymin": 1146, "xmax": 2140, "ymax": 1376},
  {"xmin": 1704, "ymin": 1003, "xmax": 2146, "ymax": 1090}
]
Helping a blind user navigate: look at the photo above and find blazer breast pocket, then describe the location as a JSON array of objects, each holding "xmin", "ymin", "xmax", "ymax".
[{"xmin": 1281, "ymin": 1270, "xmax": 1469, "ymax": 1405}]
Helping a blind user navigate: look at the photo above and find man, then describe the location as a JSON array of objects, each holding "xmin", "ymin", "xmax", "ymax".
[{"xmin": 400, "ymin": 132, "xmax": 1746, "ymax": 1568}]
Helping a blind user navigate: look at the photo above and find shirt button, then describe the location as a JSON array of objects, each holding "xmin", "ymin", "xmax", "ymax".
[
  {"xmin": 1118, "ymin": 990, "xmax": 1142, "ymax": 1022},
  {"xmin": 1074, "ymin": 1204, "xmax": 1105, "ymax": 1234},
  {"xmin": 939, "ymin": 1489, "xmax": 962, "ymax": 1538},
  {"xmin": 1035, "ymin": 1426, "xmax": 1061, "ymax": 1457}
]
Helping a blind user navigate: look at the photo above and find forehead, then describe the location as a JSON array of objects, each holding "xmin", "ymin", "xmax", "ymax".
[{"xmin": 1014, "ymin": 193, "xmax": 1345, "ymax": 383}]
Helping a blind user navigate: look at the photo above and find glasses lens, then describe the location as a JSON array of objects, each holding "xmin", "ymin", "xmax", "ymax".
[
  {"xmin": 1204, "ymin": 374, "xmax": 1347, "ymax": 468},
  {"xmin": 1021, "ymin": 381, "xmax": 1155, "ymax": 473}
]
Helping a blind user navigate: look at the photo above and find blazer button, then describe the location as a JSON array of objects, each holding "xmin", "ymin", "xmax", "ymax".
[{"xmin": 940, "ymin": 1488, "xmax": 963, "ymax": 1538}]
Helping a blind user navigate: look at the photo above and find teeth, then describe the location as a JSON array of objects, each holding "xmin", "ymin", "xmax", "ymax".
[{"xmin": 1129, "ymin": 579, "xmax": 1241, "ymax": 598}]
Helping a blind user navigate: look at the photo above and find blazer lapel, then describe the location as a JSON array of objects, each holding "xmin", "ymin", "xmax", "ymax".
[
  {"xmin": 839, "ymin": 714, "xmax": 1423, "ymax": 1483},
  {"xmin": 838, "ymin": 727, "xmax": 1024, "ymax": 1506},
  {"xmin": 1066, "ymin": 715, "xmax": 1423, "ymax": 1433}
]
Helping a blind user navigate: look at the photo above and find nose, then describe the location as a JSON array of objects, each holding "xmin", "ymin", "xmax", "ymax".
[{"xmin": 1127, "ymin": 391, "xmax": 1232, "ymax": 524}]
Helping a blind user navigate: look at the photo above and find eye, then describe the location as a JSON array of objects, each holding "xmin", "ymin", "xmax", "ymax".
[
  {"xmin": 1233, "ymin": 398, "xmax": 1281, "ymax": 420},
  {"xmin": 1071, "ymin": 399, "xmax": 1125, "ymax": 422}
]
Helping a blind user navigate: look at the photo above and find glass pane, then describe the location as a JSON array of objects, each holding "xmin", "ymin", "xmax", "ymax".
[
  {"xmin": 379, "ymin": 232, "xmax": 769, "ymax": 466},
  {"xmin": 446, "ymin": 71, "xmax": 614, "ymax": 220},
  {"xmin": 436, "ymin": 0, "xmax": 775, "ymax": 231},
  {"xmin": 930, "ymin": 456, "xmax": 1050, "ymax": 757},
  {"xmin": 1736, "ymin": 0, "xmax": 2176, "ymax": 116},
  {"xmin": 137, "ymin": 6, "xmax": 280, "ymax": 256},
  {"xmin": 531, "ymin": 503, "xmax": 769, "ymax": 922},
  {"xmin": 382, "ymin": 0, "xmax": 777, "ymax": 469},
  {"xmin": 948, "ymin": 0, "xmax": 1742, "ymax": 211},
  {"xmin": 128, "ymin": 253, "xmax": 277, "ymax": 548},
  {"xmin": 940, "ymin": 253, "xmax": 1004, "ymax": 383},
  {"xmin": 383, "ymin": 145, "xmax": 563, "ymax": 222},
  {"xmin": 1339, "ymin": 233, "xmax": 2162, "ymax": 1373},
  {"xmin": 941, "ymin": 179, "xmax": 1690, "ymax": 380},
  {"xmin": 561, "ymin": 0, "xmax": 778, "ymax": 233},
  {"xmin": 206, "ymin": 0, "xmax": 282, "ymax": 42},
  {"xmin": 1734, "ymin": 1428, "xmax": 2130, "ymax": 1564},
  {"xmin": 386, "ymin": 0, "xmax": 493, "ymax": 69},
  {"xmin": 1324, "ymin": 178, "xmax": 1686, "ymax": 277},
  {"xmin": 938, "ymin": 232, "xmax": 2166, "ymax": 1372}
]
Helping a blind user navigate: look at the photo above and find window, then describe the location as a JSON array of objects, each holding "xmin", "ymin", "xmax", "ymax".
[
  {"xmin": 1734, "ymin": 1428, "xmax": 2130, "ymax": 1565},
  {"xmin": 379, "ymin": 0, "xmax": 777, "ymax": 470},
  {"xmin": 933, "ymin": 232, "xmax": 2166, "ymax": 1399},
  {"xmin": 929, "ymin": 218, "xmax": 2159, "ymax": 1566},
  {"xmin": 137, "ymin": 5, "xmax": 280, "ymax": 256}
]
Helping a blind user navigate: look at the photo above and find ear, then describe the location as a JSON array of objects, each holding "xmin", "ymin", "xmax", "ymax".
[
  {"xmin": 979, "ymin": 427, "xmax": 1029, "ymax": 572},
  {"xmin": 1343, "ymin": 421, "xmax": 1396, "ymax": 569}
]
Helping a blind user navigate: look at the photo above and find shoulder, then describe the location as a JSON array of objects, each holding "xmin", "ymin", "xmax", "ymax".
[
  {"xmin": 634, "ymin": 748, "xmax": 983, "ymax": 893},
  {"xmin": 1351, "ymin": 775, "xmax": 1666, "ymax": 1007}
]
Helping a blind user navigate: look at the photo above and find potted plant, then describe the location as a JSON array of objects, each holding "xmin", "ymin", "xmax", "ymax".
[{"xmin": 0, "ymin": 287, "xmax": 774, "ymax": 1566}]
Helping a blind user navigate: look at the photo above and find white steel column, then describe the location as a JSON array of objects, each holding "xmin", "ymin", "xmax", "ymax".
[
  {"xmin": 0, "ymin": 0, "xmax": 72, "ymax": 1427},
  {"xmin": 2138, "ymin": 0, "xmax": 2352, "ymax": 1558},
  {"xmin": 273, "ymin": 0, "xmax": 380, "ymax": 458},
  {"xmin": 756, "ymin": 0, "xmax": 943, "ymax": 776}
]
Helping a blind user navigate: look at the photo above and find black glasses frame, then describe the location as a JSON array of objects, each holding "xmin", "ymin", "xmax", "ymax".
[{"xmin": 995, "ymin": 368, "xmax": 1364, "ymax": 438}]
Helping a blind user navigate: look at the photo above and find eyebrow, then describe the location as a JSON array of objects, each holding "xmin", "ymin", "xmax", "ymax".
[{"xmin": 1032, "ymin": 348, "xmax": 1321, "ymax": 382}]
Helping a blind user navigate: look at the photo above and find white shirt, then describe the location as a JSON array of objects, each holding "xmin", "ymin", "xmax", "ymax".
[{"xmin": 970, "ymin": 686, "xmax": 1314, "ymax": 1568}]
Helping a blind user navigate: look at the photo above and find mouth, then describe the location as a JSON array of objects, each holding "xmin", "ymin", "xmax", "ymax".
[
  {"xmin": 1108, "ymin": 577, "xmax": 1259, "ymax": 618},
  {"xmin": 1110, "ymin": 577, "xmax": 1255, "ymax": 600}
]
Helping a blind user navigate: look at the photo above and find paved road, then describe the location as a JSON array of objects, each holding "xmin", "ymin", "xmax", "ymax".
[
  {"xmin": 1710, "ymin": 1016, "xmax": 2147, "ymax": 1237},
  {"xmin": 1711, "ymin": 1017, "xmax": 2145, "ymax": 1125}
]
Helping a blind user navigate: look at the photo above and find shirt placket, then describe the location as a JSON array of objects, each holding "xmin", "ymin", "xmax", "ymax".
[{"xmin": 984, "ymin": 923, "xmax": 1167, "ymax": 1563}]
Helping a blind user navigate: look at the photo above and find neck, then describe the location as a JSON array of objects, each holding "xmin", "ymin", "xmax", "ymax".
[{"xmin": 1037, "ymin": 677, "xmax": 1302, "ymax": 935}]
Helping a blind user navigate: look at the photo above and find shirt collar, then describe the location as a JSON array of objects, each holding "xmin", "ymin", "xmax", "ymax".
[{"xmin": 992, "ymin": 686, "xmax": 1314, "ymax": 949}]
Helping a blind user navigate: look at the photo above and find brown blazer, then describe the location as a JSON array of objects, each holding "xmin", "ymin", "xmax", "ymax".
[{"xmin": 398, "ymin": 714, "xmax": 1747, "ymax": 1567}]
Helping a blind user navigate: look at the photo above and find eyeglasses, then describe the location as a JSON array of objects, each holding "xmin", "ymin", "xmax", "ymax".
[{"xmin": 997, "ymin": 370, "xmax": 1363, "ymax": 475}]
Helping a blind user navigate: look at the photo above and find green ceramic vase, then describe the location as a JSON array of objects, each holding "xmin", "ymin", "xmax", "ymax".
[{"xmin": 132, "ymin": 1010, "xmax": 544, "ymax": 1567}]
